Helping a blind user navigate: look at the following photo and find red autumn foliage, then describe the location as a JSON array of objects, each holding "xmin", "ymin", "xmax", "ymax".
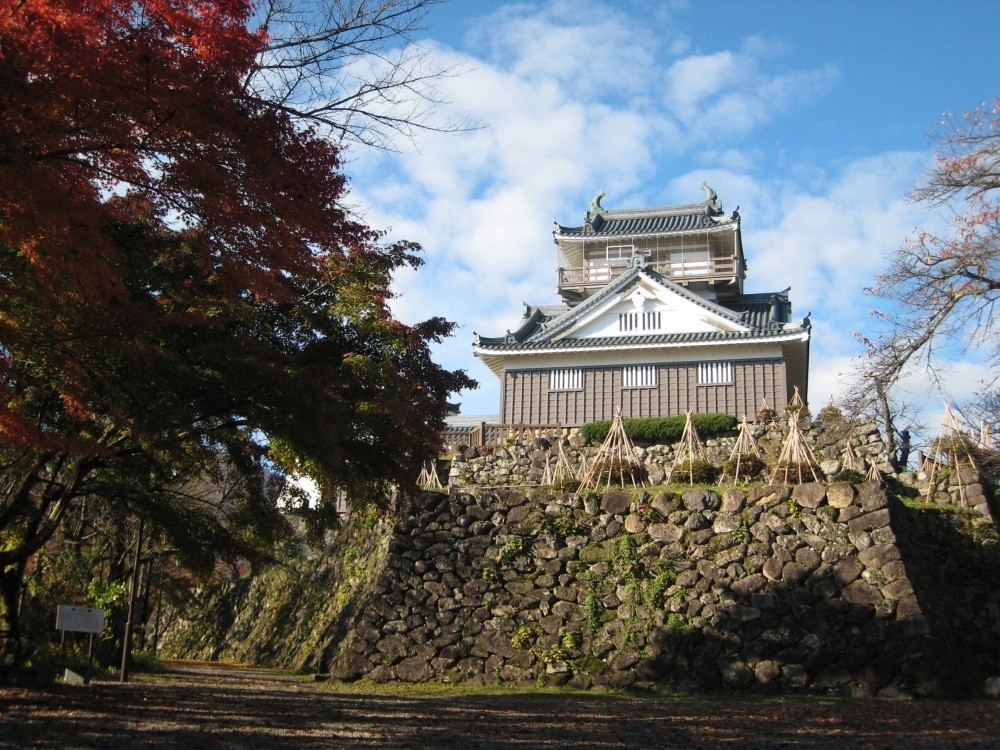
[{"xmin": 0, "ymin": 0, "xmax": 474, "ymax": 650}]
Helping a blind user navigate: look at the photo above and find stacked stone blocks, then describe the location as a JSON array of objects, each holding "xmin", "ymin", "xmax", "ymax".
[{"xmin": 331, "ymin": 481, "xmax": 997, "ymax": 695}]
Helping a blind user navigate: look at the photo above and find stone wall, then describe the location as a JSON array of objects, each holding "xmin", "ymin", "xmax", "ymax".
[
  {"xmin": 448, "ymin": 416, "xmax": 994, "ymax": 520},
  {"xmin": 159, "ymin": 510, "xmax": 392, "ymax": 673},
  {"xmin": 328, "ymin": 484, "xmax": 1000, "ymax": 696},
  {"xmin": 449, "ymin": 416, "xmax": 892, "ymax": 489},
  {"xmin": 898, "ymin": 466, "xmax": 994, "ymax": 521}
]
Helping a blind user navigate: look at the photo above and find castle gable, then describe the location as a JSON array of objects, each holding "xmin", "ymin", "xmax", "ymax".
[{"xmin": 549, "ymin": 269, "xmax": 750, "ymax": 342}]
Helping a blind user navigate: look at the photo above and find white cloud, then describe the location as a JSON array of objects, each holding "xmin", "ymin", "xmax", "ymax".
[
  {"xmin": 466, "ymin": 0, "xmax": 659, "ymax": 100},
  {"xmin": 662, "ymin": 44, "xmax": 838, "ymax": 138},
  {"xmin": 663, "ymin": 51, "xmax": 742, "ymax": 121},
  {"xmin": 749, "ymin": 151, "xmax": 929, "ymax": 321},
  {"xmin": 343, "ymin": 2, "xmax": 925, "ymax": 418},
  {"xmin": 807, "ymin": 351, "xmax": 857, "ymax": 412}
]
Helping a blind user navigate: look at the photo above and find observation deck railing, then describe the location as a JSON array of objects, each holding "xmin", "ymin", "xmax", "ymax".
[{"xmin": 558, "ymin": 256, "xmax": 738, "ymax": 289}]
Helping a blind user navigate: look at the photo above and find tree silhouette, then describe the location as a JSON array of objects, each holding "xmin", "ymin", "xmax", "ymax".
[{"xmin": 0, "ymin": 0, "xmax": 473, "ymax": 658}]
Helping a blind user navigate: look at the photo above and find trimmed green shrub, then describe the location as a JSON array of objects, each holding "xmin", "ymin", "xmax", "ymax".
[
  {"xmin": 579, "ymin": 413, "xmax": 737, "ymax": 444},
  {"xmin": 586, "ymin": 457, "xmax": 648, "ymax": 486},
  {"xmin": 550, "ymin": 477, "xmax": 581, "ymax": 493},
  {"xmin": 771, "ymin": 462, "xmax": 819, "ymax": 484},
  {"xmin": 818, "ymin": 404, "xmax": 843, "ymax": 422}
]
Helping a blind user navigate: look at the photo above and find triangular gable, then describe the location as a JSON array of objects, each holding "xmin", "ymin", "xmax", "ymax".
[{"xmin": 536, "ymin": 267, "xmax": 750, "ymax": 343}]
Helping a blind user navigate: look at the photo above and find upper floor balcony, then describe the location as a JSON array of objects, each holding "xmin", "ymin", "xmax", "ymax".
[{"xmin": 557, "ymin": 254, "xmax": 740, "ymax": 302}]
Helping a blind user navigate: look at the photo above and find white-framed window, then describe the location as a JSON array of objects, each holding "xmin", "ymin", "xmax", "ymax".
[
  {"xmin": 618, "ymin": 311, "xmax": 661, "ymax": 332},
  {"xmin": 585, "ymin": 244, "xmax": 634, "ymax": 282},
  {"xmin": 697, "ymin": 362, "xmax": 733, "ymax": 385},
  {"xmin": 623, "ymin": 364, "xmax": 657, "ymax": 388},
  {"xmin": 607, "ymin": 244, "xmax": 634, "ymax": 262},
  {"xmin": 549, "ymin": 368, "xmax": 583, "ymax": 390}
]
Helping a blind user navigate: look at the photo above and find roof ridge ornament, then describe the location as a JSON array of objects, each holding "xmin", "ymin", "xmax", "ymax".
[
  {"xmin": 700, "ymin": 182, "xmax": 723, "ymax": 215},
  {"xmin": 584, "ymin": 188, "xmax": 606, "ymax": 233},
  {"xmin": 589, "ymin": 188, "xmax": 606, "ymax": 215},
  {"xmin": 629, "ymin": 249, "xmax": 647, "ymax": 269}
]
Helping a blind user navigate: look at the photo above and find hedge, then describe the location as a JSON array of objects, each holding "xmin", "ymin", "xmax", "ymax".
[{"xmin": 579, "ymin": 413, "xmax": 738, "ymax": 444}]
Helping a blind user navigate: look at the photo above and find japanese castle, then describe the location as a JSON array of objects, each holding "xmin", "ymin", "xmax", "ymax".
[{"xmin": 472, "ymin": 185, "xmax": 811, "ymax": 427}]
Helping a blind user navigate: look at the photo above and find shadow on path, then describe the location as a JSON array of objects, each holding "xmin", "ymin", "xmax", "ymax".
[{"xmin": 1, "ymin": 661, "xmax": 997, "ymax": 749}]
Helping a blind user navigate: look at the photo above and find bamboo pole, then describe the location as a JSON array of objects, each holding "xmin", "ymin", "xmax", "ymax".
[{"xmin": 580, "ymin": 407, "xmax": 647, "ymax": 490}]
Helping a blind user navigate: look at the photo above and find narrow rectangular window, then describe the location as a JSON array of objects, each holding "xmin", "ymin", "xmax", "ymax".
[
  {"xmin": 697, "ymin": 362, "xmax": 733, "ymax": 385},
  {"xmin": 623, "ymin": 364, "xmax": 657, "ymax": 388},
  {"xmin": 618, "ymin": 312, "xmax": 639, "ymax": 332},
  {"xmin": 619, "ymin": 311, "xmax": 661, "ymax": 332},
  {"xmin": 549, "ymin": 368, "xmax": 583, "ymax": 390}
]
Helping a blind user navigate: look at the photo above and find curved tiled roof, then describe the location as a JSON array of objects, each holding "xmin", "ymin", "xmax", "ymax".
[
  {"xmin": 475, "ymin": 328, "xmax": 808, "ymax": 353},
  {"xmin": 474, "ymin": 264, "xmax": 803, "ymax": 352},
  {"xmin": 727, "ymin": 291, "xmax": 792, "ymax": 331},
  {"xmin": 555, "ymin": 203, "xmax": 737, "ymax": 238},
  {"xmin": 473, "ymin": 306, "xmax": 549, "ymax": 346}
]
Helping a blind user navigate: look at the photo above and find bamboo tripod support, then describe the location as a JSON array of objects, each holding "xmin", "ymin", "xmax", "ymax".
[
  {"xmin": 580, "ymin": 407, "xmax": 647, "ymax": 490},
  {"xmin": 666, "ymin": 410, "xmax": 708, "ymax": 486},
  {"xmin": 865, "ymin": 460, "xmax": 884, "ymax": 486},
  {"xmin": 417, "ymin": 460, "xmax": 443, "ymax": 491},
  {"xmin": 574, "ymin": 450, "xmax": 590, "ymax": 482},
  {"xmin": 718, "ymin": 415, "xmax": 762, "ymax": 485},
  {"xmin": 755, "ymin": 396, "xmax": 777, "ymax": 425},
  {"xmin": 841, "ymin": 437, "xmax": 864, "ymax": 474},
  {"xmin": 542, "ymin": 439, "xmax": 575, "ymax": 486},
  {"xmin": 980, "ymin": 423, "xmax": 993, "ymax": 450},
  {"xmin": 923, "ymin": 403, "xmax": 978, "ymax": 506},
  {"xmin": 769, "ymin": 414, "xmax": 821, "ymax": 485}
]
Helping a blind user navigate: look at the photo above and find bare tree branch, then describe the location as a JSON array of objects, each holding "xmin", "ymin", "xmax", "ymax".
[
  {"xmin": 246, "ymin": 0, "xmax": 479, "ymax": 151},
  {"xmin": 910, "ymin": 98, "xmax": 1000, "ymax": 205},
  {"xmin": 857, "ymin": 98, "xmax": 1000, "ymax": 396}
]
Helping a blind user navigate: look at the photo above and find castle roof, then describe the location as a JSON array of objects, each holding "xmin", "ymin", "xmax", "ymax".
[
  {"xmin": 554, "ymin": 202, "xmax": 738, "ymax": 239},
  {"xmin": 474, "ymin": 265, "xmax": 806, "ymax": 357}
]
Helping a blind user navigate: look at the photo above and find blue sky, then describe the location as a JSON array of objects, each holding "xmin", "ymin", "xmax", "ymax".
[{"xmin": 345, "ymin": 0, "xmax": 999, "ymax": 437}]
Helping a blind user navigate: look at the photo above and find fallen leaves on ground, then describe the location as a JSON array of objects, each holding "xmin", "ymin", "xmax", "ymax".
[{"xmin": 1, "ymin": 662, "xmax": 998, "ymax": 749}]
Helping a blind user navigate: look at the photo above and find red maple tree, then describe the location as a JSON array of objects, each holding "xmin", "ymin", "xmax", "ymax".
[{"xmin": 0, "ymin": 0, "xmax": 473, "ymax": 653}]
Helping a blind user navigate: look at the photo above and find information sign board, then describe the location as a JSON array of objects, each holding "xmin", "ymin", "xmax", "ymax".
[{"xmin": 56, "ymin": 605, "xmax": 105, "ymax": 634}]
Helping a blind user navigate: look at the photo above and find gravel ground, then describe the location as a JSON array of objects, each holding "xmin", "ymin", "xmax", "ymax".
[{"xmin": 2, "ymin": 661, "xmax": 999, "ymax": 748}]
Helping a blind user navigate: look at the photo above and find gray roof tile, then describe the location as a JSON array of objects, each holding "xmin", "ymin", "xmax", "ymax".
[
  {"xmin": 474, "ymin": 265, "xmax": 802, "ymax": 351},
  {"xmin": 555, "ymin": 204, "xmax": 737, "ymax": 238}
]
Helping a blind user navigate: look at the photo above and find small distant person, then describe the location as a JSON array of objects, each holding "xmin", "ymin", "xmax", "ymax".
[{"xmin": 897, "ymin": 428, "xmax": 911, "ymax": 470}]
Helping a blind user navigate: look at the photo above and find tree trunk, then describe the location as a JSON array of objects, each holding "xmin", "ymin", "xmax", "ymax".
[
  {"xmin": 0, "ymin": 561, "xmax": 26, "ymax": 680},
  {"xmin": 878, "ymin": 385, "xmax": 900, "ymax": 471}
]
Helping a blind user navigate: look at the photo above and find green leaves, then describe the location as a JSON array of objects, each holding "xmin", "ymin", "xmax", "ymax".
[
  {"xmin": 0, "ymin": 0, "xmax": 475, "ymax": 651},
  {"xmin": 580, "ymin": 413, "xmax": 737, "ymax": 444}
]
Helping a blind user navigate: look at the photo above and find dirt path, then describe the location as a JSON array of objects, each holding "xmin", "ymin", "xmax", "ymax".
[{"xmin": 2, "ymin": 661, "xmax": 999, "ymax": 748}]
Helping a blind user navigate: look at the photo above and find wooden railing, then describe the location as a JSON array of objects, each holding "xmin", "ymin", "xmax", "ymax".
[
  {"xmin": 558, "ymin": 256, "xmax": 737, "ymax": 288},
  {"xmin": 441, "ymin": 423, "xmax": 563, "ymax": 453}
]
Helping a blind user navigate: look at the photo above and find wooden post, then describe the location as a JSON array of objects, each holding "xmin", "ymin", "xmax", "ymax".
[{"xmin": 119, "ymin": 517, "xmax": 144, "ymax": 683}]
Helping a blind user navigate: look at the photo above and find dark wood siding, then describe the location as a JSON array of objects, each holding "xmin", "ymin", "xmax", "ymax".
[{"xmin": 501, "ymin": 358, "xmax": 790, "ymax": 427}]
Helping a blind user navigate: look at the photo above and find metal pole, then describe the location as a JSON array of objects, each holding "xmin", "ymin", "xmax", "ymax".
[{"xmin": 119, "ymin": 517, "xmax": 144, "ymax": 683}]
